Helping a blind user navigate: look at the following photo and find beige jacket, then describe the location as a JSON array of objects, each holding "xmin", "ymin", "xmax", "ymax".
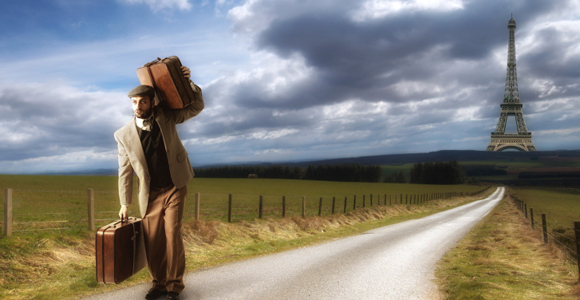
[{"xmin": 114, "ymin": 85, "xmax": 204, "ymax": 217}]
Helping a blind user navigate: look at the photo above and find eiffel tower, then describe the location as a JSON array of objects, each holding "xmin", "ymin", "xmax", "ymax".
[{"xmin": 486, "ymin": 15, "xmax": 536, "ymax": 152}]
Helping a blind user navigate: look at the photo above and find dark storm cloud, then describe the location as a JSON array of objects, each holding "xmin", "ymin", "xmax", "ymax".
[
  {"xmin": 189, "ymin": 106, "xmax": 318, "ymax": 138},
  {"xmin": 235, "ymin": 0, "xmax": 562, "ymax": 110},
  {"xmin": 2, "ymin": 0, "xmax": 580, "ymax": 173},
  {"xmin": 522, "ymin": 27, "xmax": 580, "ymax": 80}
]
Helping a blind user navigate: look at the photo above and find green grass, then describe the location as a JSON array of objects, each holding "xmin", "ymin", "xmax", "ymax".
[
  {"xmin": 380, "ymin": 164, "xmax": 413, "ymax": 175},
  {"xmin": 509, "ymin": 188, "xmax": 580, "ymax": 227},
  {"xmin": 0, "ymin": 175, "xmax": 486, "ymax": 229},
  {"xmin": 0, "ymin": 175, "xmax": 490, "ymax": 299},
  {"xmin": 509, "ymin": 187, "xmax": 580, "ymax": 250},
  {"xmin": 436, "ymin": 196, "xmax": 578, "ymax": 299}
]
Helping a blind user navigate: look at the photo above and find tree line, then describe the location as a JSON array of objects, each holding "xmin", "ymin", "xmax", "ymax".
[
  {"xmin": 193, "ymin": 161, "xmax": 467, "ymax": 185},
  {"xmin": 409, "ymin": 161, "xmax": 466, "ymax": 184},
  {"xmin": 303, "ymin": 164, "xmax": 382, "ymax": 182},
  {"xmin": 193, "ymin": 164, "xmax": 384, "ymax": 182},
  {"xmin": 193, "ymin": 165, "xmax": 303, "ymax": 179}
]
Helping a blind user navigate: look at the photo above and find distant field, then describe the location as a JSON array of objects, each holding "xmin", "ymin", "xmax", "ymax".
[
  {"xmin": 456, "ymin": 159, "xmax": 580, "ymax": 187},
  {"xmin": 459, "ymin": 160, "xmax": 544, "ymax": 168},
  {"xmin": 510, "ymin": 187, "xmax": 580, "ymax": 231},
  {"xmin": 0, "ymin": 175, "xmax": 486, "ymax": 232}
]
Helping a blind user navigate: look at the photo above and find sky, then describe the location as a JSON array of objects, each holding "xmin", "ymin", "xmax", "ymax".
[{"xmin": 1, "ymin": 0, "xmax": 580, "ymax": 174}]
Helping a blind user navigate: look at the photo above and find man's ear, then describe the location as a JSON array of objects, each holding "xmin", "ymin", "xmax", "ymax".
[{"xmin": 147, "ymin": 96, "xmax": 156, "ymax": 107}]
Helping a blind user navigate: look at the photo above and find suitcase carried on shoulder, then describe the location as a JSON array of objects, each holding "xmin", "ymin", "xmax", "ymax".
[
  {"xmin": 95, "ymin": 217, "xmax": 147, "ymax": 284},
  {"xmin": 136, "ymin": 56, "xmax": 199, "ymax": 109}
]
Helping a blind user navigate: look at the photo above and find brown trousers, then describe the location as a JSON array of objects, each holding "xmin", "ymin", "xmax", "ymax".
[{"xmin": 142, "ymin": 185, "xmax": 187, "ymax": 293}]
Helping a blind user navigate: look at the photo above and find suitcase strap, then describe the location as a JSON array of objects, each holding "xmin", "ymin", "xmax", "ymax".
[{"xmin": 129, "ymin": 221, "xmax": 139, "ymax": 275}]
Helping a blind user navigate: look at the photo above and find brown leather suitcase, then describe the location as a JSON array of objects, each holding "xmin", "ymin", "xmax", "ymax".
[
  {"xmin": 96, "ymin": 217, "xmax": 147, "ymax": 284},
  {"xmin": 136, "ymin": 56, "xmax": 198, "ymax": 109}
]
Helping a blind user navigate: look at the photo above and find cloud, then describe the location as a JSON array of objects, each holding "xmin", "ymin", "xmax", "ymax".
[
  {"xmin": 351, "ymin": 0, "xmax": 465, "ymax": 22},
  {"xmin": 119, "ymin": 0, "xmax": 192, "ymax": 11},
  {"xmin": 180, "ymin": 0, "xmax": 580, "ymax": 162},
  {"xmin": 0, "ymin": 81, "xmax": 128, "ymax": 164},
  {"xmin": 2, "ymin": 0, "xmax": 580, "ymax": 173}
]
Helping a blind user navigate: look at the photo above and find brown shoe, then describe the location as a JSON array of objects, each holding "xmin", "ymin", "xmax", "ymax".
[
  {"xmin": 167, "ymin": 292, "xmax": 180, "ymax": 300},
  {"xmin": 145, "ymin": 288, "xmax": 167, "ymax": 300}
]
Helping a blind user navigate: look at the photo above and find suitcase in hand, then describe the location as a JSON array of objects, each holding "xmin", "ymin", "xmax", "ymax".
[
  {"xmin": 136, "ymin": 56, "xmax": 198, "ymax": 109},
  {"xmin": 95, "ymin": 217, "xmax": 147, "ymax": 284}
]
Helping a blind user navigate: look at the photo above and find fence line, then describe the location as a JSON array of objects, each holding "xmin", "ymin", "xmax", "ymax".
[
  {"xmin": 2, "ymin": 186, "xmax": 490, "ymax": 237},
  {"xmin": 511, "ymin": 194, "xmax": 580, "ymax": 282}
]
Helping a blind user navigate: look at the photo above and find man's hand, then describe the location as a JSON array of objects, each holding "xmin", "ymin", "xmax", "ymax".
[
  {"xmin": 181, "ymin": 66, "xmax": 191, "ymax": 79},
  {"xmin": 119, "ymin": 205, "xmax": 128, "ymax": 221}
]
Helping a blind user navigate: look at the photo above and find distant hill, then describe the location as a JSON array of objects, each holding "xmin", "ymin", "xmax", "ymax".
[{"xmin": 284, "ymin": 150, "xmax": 580, "ymax": 167}]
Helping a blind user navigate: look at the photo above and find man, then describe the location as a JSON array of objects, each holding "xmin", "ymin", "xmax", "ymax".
[{"xmin": 115, "ymin": 66, "xmax": 203, "ymax": 300}]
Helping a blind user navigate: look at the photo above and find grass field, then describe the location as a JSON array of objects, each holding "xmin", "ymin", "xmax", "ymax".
[
  {"xmin": 0, "ymin": 175, "xmax": 486, "ymax": 231},
  {"xmin": 509, "ymin": 188, "xmax": 580, "ymax": 231},
  {"xmin": 0, "ymin": 175, "xmax": 491, "ymax": 299}
]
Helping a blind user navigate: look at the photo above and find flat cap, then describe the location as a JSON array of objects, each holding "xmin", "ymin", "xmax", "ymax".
[{"xmin": 127, "ymin": 85, "xmax": 155, "ymax": 100}]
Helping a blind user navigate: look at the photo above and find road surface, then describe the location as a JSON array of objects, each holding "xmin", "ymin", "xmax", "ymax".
[{"xmin": 83, "ymin": 187, "xmax": 504, "ymax": 300}]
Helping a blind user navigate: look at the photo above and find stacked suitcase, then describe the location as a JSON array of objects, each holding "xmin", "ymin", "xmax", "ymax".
[{"xmin": 136, "ymin": 56, "xmax": 199, "ymax": 109}]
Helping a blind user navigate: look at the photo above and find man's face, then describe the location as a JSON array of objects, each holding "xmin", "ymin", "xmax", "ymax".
[{"xmin": 131, "ymin": 95, "xmax": 153, "ymax": 119}]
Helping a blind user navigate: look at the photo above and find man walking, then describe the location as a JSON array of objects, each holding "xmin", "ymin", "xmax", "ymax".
[{"xmin": 115, "ymin": 66, "xmax": 204, "ymax": 300}]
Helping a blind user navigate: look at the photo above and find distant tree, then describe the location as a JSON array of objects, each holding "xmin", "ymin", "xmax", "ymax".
[
  {"xmin": 193, "ymin": 165, "xmax": 303, "ymax": 179},
  {"xmin": 409, "ymin": 161, "xmax": 466, "ymax": 184},
  {"xmin": 304, "ymin": 164, "xmax": 382, "ymax": 182}
]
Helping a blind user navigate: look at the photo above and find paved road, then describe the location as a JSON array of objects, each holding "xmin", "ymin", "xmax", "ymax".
[{"xmin": 83, "ymin": 187, "xmax": 504, "ymax": 300}]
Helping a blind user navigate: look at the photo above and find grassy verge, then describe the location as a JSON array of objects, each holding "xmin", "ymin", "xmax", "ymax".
[
  {"xmin": 435, "ymin": 194, "xmax": 580, "ymax": 299},
  {"xmin": 0, "ymin": 188, "xmax": 493, "ymax": 299}
]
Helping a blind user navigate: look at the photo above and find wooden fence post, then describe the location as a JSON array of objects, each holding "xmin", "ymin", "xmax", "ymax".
[
  {"xmin": 318, "ymin": 197, "xmax": 323, "ymax": 216},
  {"xmin": 542, "ymin": 214, "xmax": 548, "ymax": 244},
  {"xmin": 195, "ymin": 193, "xmax": 200, "ymax": 221},
  {"xmin": 530, "ymin": 208, "xmax": 534, "ymax": 229},
  {"xmin": 332, "ymin": 197, "xmax": 336, "ymax": 214},
  {"xmin": 301, "ymin": 196, "xmax": 305, "ymax": 218},
  {"xmin": 353, "ymin": 195, "xmax": 356, "ymax": 210},
  {"xmin": 524, "ymin": 204, "xmax": 528, "ymax": 219},
  {"xmin": 343, "ymin": 196, "xmax": 347, "ymax": 213},
  {"xmin": 4, "ymin": 188, "xmax": 12, "ymax": 237},
  {"xmin": 574, "ymin": 222, "xmax": 580, "ymax": 282},
  {"xmin": 87, "ymin": 188, "xmax": 95, "ymax": 231},
  {"xmin": 228, "ymin": 194, "xmax": 233, "ymax": 223},
  {"xmin": 363, "ymin": 195, "xmax": 366, "ymax": 208},
  {"xmin": 259, "ymin": 195, "xmax": 263, "ymax": 219},
  {"xmin": 282, "ymin": 196, "xmax": 286, "ymax": 218}
]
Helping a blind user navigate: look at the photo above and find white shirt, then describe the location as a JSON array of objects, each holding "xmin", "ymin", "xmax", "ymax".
[{"xmin": 135, "ymin": 113, "xmax": 154, "ymax": 131}]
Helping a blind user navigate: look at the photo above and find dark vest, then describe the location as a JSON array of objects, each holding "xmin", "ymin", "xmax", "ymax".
[{"xmin": 138, "ymin": 120, "xmax": 173, "ymax": 190}]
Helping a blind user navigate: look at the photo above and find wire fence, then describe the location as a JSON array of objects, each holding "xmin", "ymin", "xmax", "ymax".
[
  {"xmin": 2, "ymin": 186, "xmax": 491, "ymax": 237},
  {"xmin": 510, "ymin": 193, "xmax": 580, "ymax": 281}
]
